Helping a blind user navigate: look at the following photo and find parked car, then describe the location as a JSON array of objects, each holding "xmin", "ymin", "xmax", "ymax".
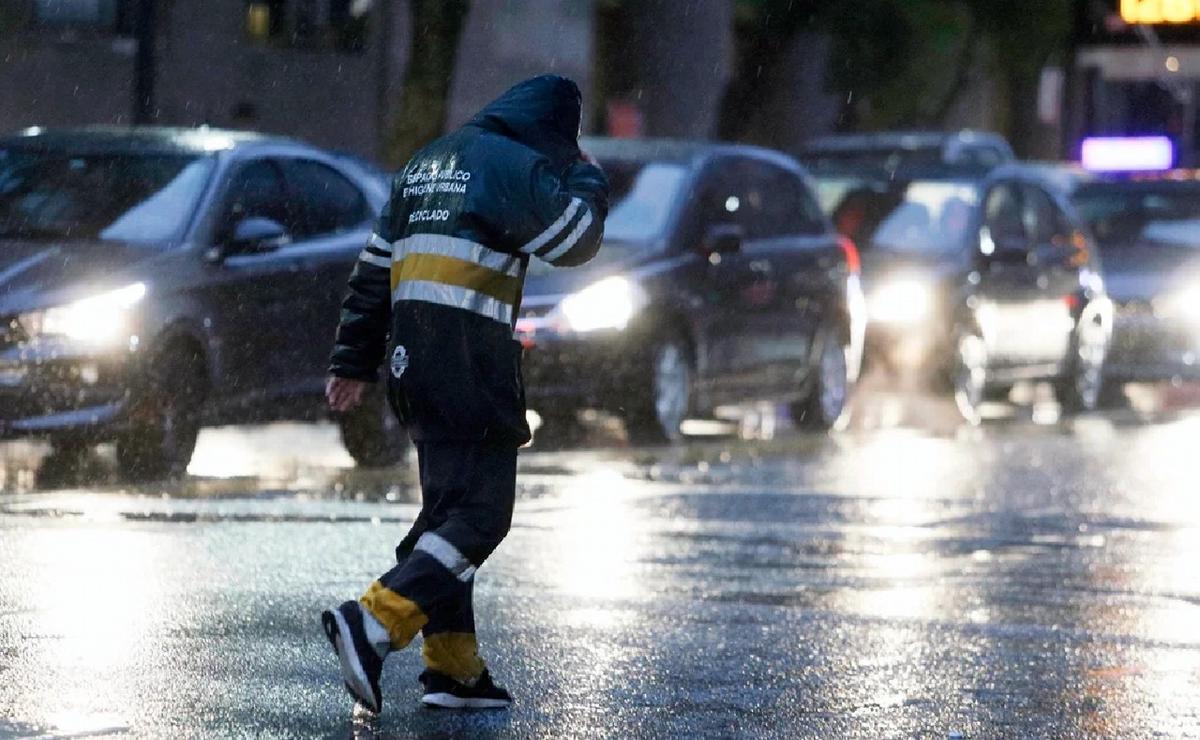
[
  {"xmin": 516, "ymin": 137, "xmax": 867, "ymax": 443},
  {"xmin": 0, "ymin": 126, "xmax": 405, "ymax": 478},
  {"xmin": 800, "ymin": 131, "xmax": 1014, "ymax": 174},
  {"xmin": 813, "ymin": 163, "xmax": 1112, "ymax": 423},
  {"xmin": 1066, "ymin": 172, "xmax": 1200, "ymax": 396}
]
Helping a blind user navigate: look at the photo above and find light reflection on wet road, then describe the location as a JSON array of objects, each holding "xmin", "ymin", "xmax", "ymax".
[{"xmin": 3, "ymin": 392, "xmax": 1200, "ymax": 737}]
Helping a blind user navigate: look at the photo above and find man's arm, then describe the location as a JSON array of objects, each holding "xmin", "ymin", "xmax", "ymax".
[
  {"xmin": 514, "ymin": 154, "xmax": 609, "ymax": 268},
  {"xmin": 327, "ymin": 173, "xmax": 398, "ymax": 408}
]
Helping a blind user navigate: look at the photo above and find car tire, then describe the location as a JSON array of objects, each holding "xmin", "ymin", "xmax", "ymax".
[
  {"xmin": 624, "ymin": 334, "xmax": 692, "ymax": 446},
  {"xmin": 532, "ymin": 408, "xmax": 585, "ymax": 450},
  {"xmin": 116, "ymin": 345, "xmax": 206, "ymax": 482},
  {"xmin": 791, "ymin": 327, "xmax": 850, "ymax": 432},
  {"xmin": 953, "ymin": 329, "xmax": 987, "ymax": 426},
  {"xmin": 337, "ymin": 386, "xmax": 409, "ymax": 468},
  {"xmin": 1056, "ymin": 311, "xmax": 1108, "ymax": 416}
]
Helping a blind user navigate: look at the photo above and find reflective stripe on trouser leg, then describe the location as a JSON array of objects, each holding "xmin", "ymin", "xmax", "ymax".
[
  {"xmin": 423, "ymin": 632, "xmax": 486, "ymax": 684},
  {"xmin": 359, "ymin": 580, "xmax": 428, "ymax": 651},
  {"xmin": 422, "ymin": 577, "xmax": 483, "ymax": 683}
]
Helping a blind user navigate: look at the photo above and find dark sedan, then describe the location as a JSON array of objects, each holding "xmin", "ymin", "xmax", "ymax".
[
  {"xmin": 814, "ymin": 163, "xmax": 1113, "ymax": 423},
  {"xmin": 517, "ymin": 138, "xmax": 867, "ymax": 443},
  {"xmin": 1068, "ymin": 173, "xmax": 1200, "ymax": 393},
  {"xmin": 0, "ymin": 126, "xmax": 404, "ymax": 478}
]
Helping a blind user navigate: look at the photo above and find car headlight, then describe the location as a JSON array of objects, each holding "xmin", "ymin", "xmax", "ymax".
[
  {"xmin": 558, "ymin": 276, "xmax": 646, "ymax": 332},
  {"xmin": 19, "ymin": 283, "xmax": 146, "ymax": 345},
  {"xmin": 867, "ymin": 277, "xmax": 934, "ymax": 325},
  {"xmin": 1156, "ymin": 286, "xmax": 1200, "ymax": 325}
]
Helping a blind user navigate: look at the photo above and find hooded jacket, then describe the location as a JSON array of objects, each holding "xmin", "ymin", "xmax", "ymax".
[{"xmin": 329, "ymin": 75, "xmax": 609, "ymax": 443}]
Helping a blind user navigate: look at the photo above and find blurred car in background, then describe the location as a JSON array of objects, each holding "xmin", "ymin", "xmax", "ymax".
[
  {"xmin": 800, "ymin": 131, "xmax": 1014, "ymax": 174},
  {"xmin": 0, "ymin": 126, "xmax": 404, "ymax": 479},
  {"xmin": 812, "ymin": 162, "xmax": 1112, "ymax": 423},
  {"xmin": 517, "ymin": 137, "xmax": 866, "ymax": 443},
  {"xmin": 1067, "ymin": 172, "xmax": 1200, "ymax": 398}
]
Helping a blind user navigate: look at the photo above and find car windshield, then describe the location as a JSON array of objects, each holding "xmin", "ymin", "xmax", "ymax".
[
  {"xmin": 528, "ymin": 160, "xmax": 686, "ymax": 275},
  {"xmin": 0, "ymin": 147, "xmax": 215, "ymax": 244},
  {"xmin": 817, "ymin": 175, "xmax": 979, "ymax": 255},
  {"xmin": 1072, "ymin": 183, "xmax": 1200, "ymax": 249}
]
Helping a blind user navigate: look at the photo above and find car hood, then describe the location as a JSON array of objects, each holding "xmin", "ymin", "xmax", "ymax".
[
  {"xmin": 1099, "ymin": 245, "xmax": 1200, "ymax": 303},
  {"xmin": 522, "ymin": 246, "xmax": 659, "ymax": 300},
  {"xmin": 0, "ymin": 240, "xmax": 159, "ymax": 314}
]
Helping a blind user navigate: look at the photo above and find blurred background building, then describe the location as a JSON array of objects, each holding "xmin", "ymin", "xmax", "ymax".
[{"xmin": 6, "ymin": 1, "xmax": 1198, "ymax": 167}]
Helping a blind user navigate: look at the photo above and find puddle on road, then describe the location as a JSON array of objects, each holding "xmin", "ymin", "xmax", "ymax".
[{"xmin": 1, "ymin": 385, "xmax": 1196, "ymax": 502}]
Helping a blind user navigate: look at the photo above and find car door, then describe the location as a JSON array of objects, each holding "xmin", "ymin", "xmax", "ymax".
[
  {"xmin": 974, "ymin": 180, "xmax": 1049, "ymax": 371},
  {"xmin": 275, "ymin": 157, "xmax": 377, "ymax": 396},
  {"xmin": 736, "ymin": 159, "xmax": 836, "ymax": 395},
  {"xmin": 1023, "ymin": 183, "xmax": 1082, "ymax": 369},
  {"xmin": 205, "ymin": 157, "xmax": 309, "ymax": 407},
  {"xmin": 685, "ymin": 157, "xmax": 777, "ymax": 401}
]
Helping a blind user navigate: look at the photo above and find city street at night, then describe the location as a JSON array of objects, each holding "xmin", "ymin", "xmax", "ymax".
[{"xmin": 3, "ymin": 393, "xmax": 1200, "ymax": 737}]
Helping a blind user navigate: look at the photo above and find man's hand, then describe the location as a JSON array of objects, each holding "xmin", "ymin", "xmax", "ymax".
[
  {"xmin": 326, "ymin": 375, "xmax": 369, "ymax": 412},
  {"xmin": 580, "ymin": 149, "xmax": 600, "ymax": 168}
]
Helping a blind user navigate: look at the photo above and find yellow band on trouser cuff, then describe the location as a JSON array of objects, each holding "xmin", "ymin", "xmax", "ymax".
[
  {"xmin": 359, "ymin": 581, "xmax": 429, "ymax": 650},
  {"xmin": 422, "ymin": 632, "xmax": 486, "ymax": 684}
]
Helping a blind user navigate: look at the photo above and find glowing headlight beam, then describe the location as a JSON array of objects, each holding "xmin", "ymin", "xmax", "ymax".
[
  {"xmin": 867, "ymin": 278, "xmax": 934, "ymax": 326},
  {"xmin": 38, "ymin": 283, "xmax": 146, "ymax": 344},
  {"xmin": 558, "ymin": 276, "xmax": 644, "ymax": 333}
]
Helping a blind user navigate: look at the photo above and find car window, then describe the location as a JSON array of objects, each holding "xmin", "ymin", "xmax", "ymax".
[
  {"xmin": 1023, "ymin": 185, "xmax": 1065, "ymax": 246},
  {"xmin": 983, "ymin": 182, "xmax": 1026, "ymax": 250},
  {"xmin": 754, "ymin": 162, "xmax": 827, "ymax": 237},
  {"xmin": 278, "ymin": 158, "xmax": 371, "ymax": 240},
  {"xmin": 697, "ymin": 158, "xmax": 812, "ymax": 241},
  {"xmin": 0, "ymin": 148, "xmax": 214, "ymax": 245},
  {"xmin": 220, "ymin": 159, "xmax": 289, "ymax": 242}
]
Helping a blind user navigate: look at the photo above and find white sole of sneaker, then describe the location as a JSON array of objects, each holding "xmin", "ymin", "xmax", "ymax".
[
  {"xmin": 421, "ymin": 693, "xmax": 511, "ymax": 710},
  {"xmin": 324, "ymin": 609, "xmax": 379, "ymax": 713}
]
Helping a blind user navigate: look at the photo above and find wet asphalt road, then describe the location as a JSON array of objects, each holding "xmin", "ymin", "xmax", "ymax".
[{"xmin": 3, "ymin": 393, "xmax": 1200, "ymax": 738}]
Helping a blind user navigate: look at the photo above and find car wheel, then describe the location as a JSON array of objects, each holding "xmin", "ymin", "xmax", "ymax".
[
  {"xmin": 625, "ymin": 335, "xmax": 691, "ymax": 445},
  {"xmin": 792, "ymin": 328, "xmax": 850, "ymax": 431},
  {"xmin": 953, "ymin": 330, "xmax": 987, "ymax": 426},
  {"xmin": 338, "ymin": 386, "xmax": 409, "ymax": 467},
  {"xmin": 116, "ymin": 347, "xmax": 206, "ymax": 482},
  {"xmin": 532, "ymin": 408, "xmax": 586, "ymax": 450},
  {"xmin": 1056, "ymin": 312, "xmax": 1108, "ymax": 415}
]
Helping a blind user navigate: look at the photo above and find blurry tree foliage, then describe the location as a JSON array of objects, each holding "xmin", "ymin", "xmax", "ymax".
[
  {"xmin": 384, "ymin": 0, "xmax": 470, "ymax": 169},
  {"xmin": 713, "ymin": 0, "xmax": 1071, "ymax": 155}
]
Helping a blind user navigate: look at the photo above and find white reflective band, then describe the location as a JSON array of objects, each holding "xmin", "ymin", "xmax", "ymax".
[
  {"xmin": 367, "ymin": 232, "xmax": 393, "ymax": 255},
  {"xmin": 358, "ymin": 250, "xmax": 391, "ymax": 268},
  {"xmin": 521, "ymin": 197, "xmax": 582, "ymax": 255},
  {"xmin": 415, "ymin": 532, "xmax": 477, "ymax": 582},
  {"xmin": 392, "ymin": 280, "xmax": 513, "ymax": 325},
  {"xmin": 541, "ymin": 208, "xmax": 594, "ymax": 264},
  {"xmin": 394, "ymin": 233, "xmax": 521, "ymax": 277}
]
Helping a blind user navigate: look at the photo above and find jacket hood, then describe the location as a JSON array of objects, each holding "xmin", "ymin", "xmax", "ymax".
[{"xmin": 467, "ymin": 75, "xmax": 582, "ymax": 170}]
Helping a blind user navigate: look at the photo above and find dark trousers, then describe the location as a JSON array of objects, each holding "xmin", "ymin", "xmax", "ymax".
[{"xmin": 359, "ymin": 436, "xmax": 517, "ymax": 682}]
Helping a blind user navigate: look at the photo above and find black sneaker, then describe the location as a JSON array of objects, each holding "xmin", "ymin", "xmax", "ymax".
[
  {"xmin": 322, "ymin": 600, "xmax": 384, "ymax": 713},
  {"xmin": 420, "ymin": 669, "xmax": 512, "ymax": 710}
]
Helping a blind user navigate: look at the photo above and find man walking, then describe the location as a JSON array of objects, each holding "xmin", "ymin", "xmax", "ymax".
[{"xmin": 321, "ymin": 75, "xmax": 608, "ymax": 713}]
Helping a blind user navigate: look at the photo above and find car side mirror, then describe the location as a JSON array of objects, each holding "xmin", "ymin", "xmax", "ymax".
[
  {"xmin": 209, "ymin": 217, "xmax": 290, "ymax": 261},
  {"xmin": 702, "ymin": 223, "xmax": 744, "ymax": 257}
]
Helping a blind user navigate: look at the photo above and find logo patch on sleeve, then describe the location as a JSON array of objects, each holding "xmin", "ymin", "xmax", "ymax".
[{"xmin": 390, "ymin": 345, "xmax": 409, "ymax": 379}]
